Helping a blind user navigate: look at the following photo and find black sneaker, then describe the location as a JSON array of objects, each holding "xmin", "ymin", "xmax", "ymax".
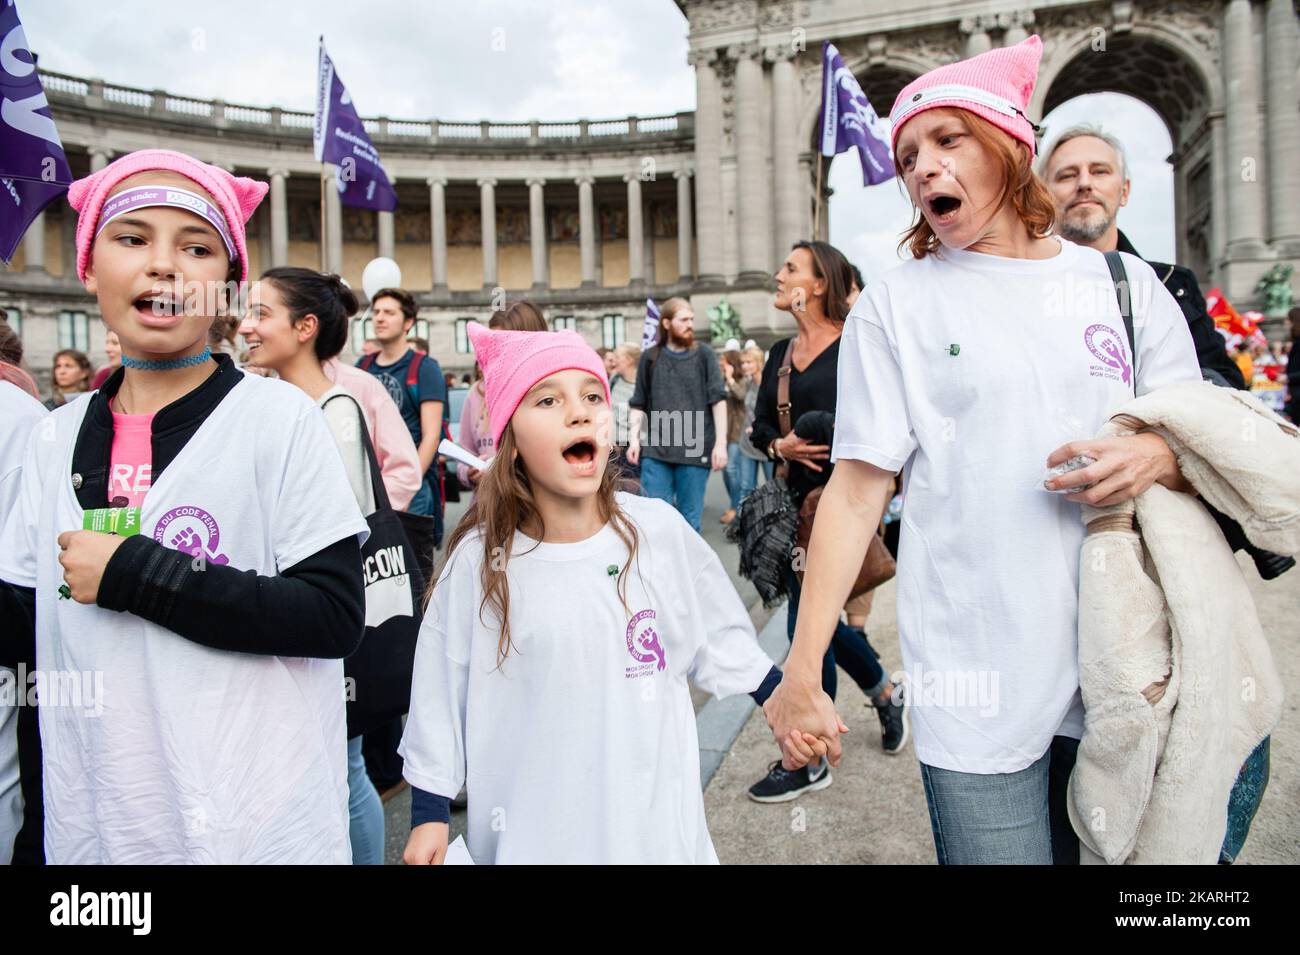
[
  {"xmin": 747, "ymin": 760, "xmax": 833, "ymax": 803},
  {"xmin": 873, "ymin": 682, "xmax": 910, "ymax": 755}
]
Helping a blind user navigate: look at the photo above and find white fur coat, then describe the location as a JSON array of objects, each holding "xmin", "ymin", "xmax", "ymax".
[{"xmin": 1069, "ymin": 381, "xmax": 1296, "ymax": 864}]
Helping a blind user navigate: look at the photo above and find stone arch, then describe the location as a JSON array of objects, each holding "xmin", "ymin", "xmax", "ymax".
[{"xmin": 1033, "ymin": 25, "xmax": 1220, "ymax": 141}]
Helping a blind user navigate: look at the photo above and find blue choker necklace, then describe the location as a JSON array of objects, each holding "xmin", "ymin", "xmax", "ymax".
[{"xmin": 121, "ymin": 348, "xmax": 212, "ymax": 371}]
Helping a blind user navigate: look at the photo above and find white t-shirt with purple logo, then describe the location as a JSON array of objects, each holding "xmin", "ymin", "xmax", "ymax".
[
  {"xmin": 0, "ymin": 371, "xmax": 369, "ymax": 863},
  {"xmin": 833, "ymin": 237, "xmax": 1200, "ymax": 775},
  {"xmin": 399, "ymin": 492, "xmax": 773, "ymax": 864}
]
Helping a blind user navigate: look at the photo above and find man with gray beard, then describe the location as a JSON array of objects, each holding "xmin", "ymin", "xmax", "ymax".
[{"xmin": 1040, "ymin": 125, "xmax": 1243, "ymax": 388}]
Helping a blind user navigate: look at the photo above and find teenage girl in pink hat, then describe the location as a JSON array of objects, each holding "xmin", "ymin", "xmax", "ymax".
[
  {"xmin": 399, "ymin": 322, "xmax": 803, "ymax": 864},
  {"xmin": 761, "ymin": 37, "xmax": 1203, "ymax": 864},
  {"xmin": 0, "ymin": 150, "xmax": 370, "ymax": 863}
]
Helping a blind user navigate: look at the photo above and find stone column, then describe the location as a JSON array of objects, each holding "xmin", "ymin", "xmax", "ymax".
[
  {"xmin": 478, "ymin": 177, "xmax": 498, "ymax": 289},
  {"xmin": 960, "ymin": 16, "xmax": 992, "ymax": 57},
  {"xmin": 89, "ymin": 148, "xmax": 110, "ymax": 173},
  {"xmin": 625, "ymin": 173, "xmax": 644, "ymax": 285},
  {"xmin": 23, "ymin": 212, "xmax": 45, "ymax": 272},
  {"xmin": 769, "ymin": 45, "xmax": 801, "ymax": 260},
  {"xmin": 377, "ymin": 209, "xmax": 395, "ymax": 260},
  {"xmin": 1222, "ymin": 0, "xmax": 1267, "ymax": 256},
  {"xmin": 577, "ymin": 174, "xmax": 597, "ymax": 287},
  {"xmin": 268, "ymin": 168, "xmax": 289, "ymax": 267},
  {"xmin": 527, "ymin": 177, "xmax": 549, "ymax": 290},
  {"xmin": 1265, "ymin": 0, "xmax": 1300, "ymax": 248},
  {"xmin": 675, "ymin": 169, "xmax": 694, "ymax": 280},
  {"xmin": 427, "ymin": 177, "xmax": 448, "ymax": 291},
  {"xmin": 688, "ymin": 48, "xmax": 724, "ymax": 282},
  {"xmin": 642, "ymin": 193, "xmax": 657, "ymax": 284},
  {"xmin": 324, "ymin": 167, "xmax": 343, "ymax": 275},
  {"xmin": 733, "ymin": 43, "xmax": 770, "ymax": 281}
]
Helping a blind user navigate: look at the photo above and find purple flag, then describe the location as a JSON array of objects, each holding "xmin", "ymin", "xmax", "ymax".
[
  {"xmin": 0, "ymin": 1, "xmax": 72, "ymax": 263},
  {"xmin": 641, "ymin": 297, "xmax": 660, "ymax": 351},
  {"xmin": 314, "ymin": 37, "xmax": 397, "ymax": 212},
  {"xmin": 818, "ymin": 42, "xmax": 895, "ymax": 186}
]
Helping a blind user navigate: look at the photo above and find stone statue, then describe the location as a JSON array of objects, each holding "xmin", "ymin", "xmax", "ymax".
[
  {"xmin": 1255, "ymin": 264, "xmax": 1295, "ymax": 319},
  {"xmin": 707, "ymin": 296, "xmax": 743, "ymax": 344}
]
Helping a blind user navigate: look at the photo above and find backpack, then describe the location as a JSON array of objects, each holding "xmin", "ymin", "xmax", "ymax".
[{"xmin": 359, "ymin": 349, "xmax": 426, "ymax": 407}]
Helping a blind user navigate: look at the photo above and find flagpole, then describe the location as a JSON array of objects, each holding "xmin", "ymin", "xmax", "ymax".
[
  {"xmin": 813, "ymin": 153, "xmax": 824, "ymax": 241},
  {"xmin": 320, "ymin": 165, "xmax": 327, "ymax": 272}
]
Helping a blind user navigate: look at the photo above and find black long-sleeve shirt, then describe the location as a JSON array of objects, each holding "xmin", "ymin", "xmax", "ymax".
[
  {"xmin": 0, "ymin": 356, "xmax": 364, "ymax": 669},
  {"xmin": 750, "ymin": 336, "xmax": 843, "ymax": 505}
]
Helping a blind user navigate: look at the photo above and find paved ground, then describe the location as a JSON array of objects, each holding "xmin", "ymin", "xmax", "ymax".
[{"xmin": 383, "ymin": 468, "xmax": 1300, "ymax": 864}]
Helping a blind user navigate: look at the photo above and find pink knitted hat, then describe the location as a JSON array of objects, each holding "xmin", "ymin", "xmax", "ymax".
[
  {"xmin": 890, "ymin": 35, "xmax": 1043, "ymax": 157},
  {"xmin": 466, "ymin": 322, "xmax": 610, "ymax": 447},
  {"xmin": 67, "ymin": 149, "xmax": 269, "ymax": 284}
]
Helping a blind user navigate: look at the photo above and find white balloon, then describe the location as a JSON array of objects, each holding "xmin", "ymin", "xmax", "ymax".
[{"xmin": 361, "ymin": 257, "xmax": 402, "ymax": 300}]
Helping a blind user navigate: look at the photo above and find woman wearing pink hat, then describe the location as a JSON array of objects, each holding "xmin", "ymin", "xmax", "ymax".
[
  {"xmin": 762, "ymin": 37, "xmax": 1203, "ymax": 864},
  {"xmin": 0, "ymin": 150, "xmax": 370, "ymax": 863}
]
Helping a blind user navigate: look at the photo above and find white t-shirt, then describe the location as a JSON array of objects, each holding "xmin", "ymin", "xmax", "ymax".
[
  {"xmin": 0, "ymin": 381, "xmax": 47, "ymax": 865},
  {"xmin": 399, "ymin": 492, "xmax": 774, "ymax": 864},
  {"xmin": 833, "ymin": 237, "xmax": 1200, "ymax": 774},
  {"xmin": 0, "ymin": 371, "xmax": 369, "ymax": 863}
]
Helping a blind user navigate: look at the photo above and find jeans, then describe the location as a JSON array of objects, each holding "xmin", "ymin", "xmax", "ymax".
[
  {"xmin": 347, "ymin": 735, "xmax": 385, "ymax": 865},
  {"xmin": 785, "ymin": 568, "xmax": 887, "ymax": 701},
  {"xmin": 639, "ymin": 456, "xmax": 710, "ymax": 531},
  {"xmin": 1220, "ymin": 736, "xmax": 1270, "ymax": 863},
  {"xmin": 723, "ymin": 443, "xmax": 760, "ymax": 511},
  {"xmin": 408, "ymin": 474, "xmax": 444, "ymax": 546},
  {"xmin": 920, "ymin": 735, "xmax": 1080, "ymax": 865}
]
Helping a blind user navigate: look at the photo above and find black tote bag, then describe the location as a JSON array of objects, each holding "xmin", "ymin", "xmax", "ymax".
[{"xmin": 326, "ymin": 395, "xmax": 432, "ymax": 737}]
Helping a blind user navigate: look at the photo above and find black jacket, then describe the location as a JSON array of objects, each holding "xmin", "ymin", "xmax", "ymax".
[{"xmin": 1115, "ymin": 231, "xmax": 1245, "ymax": 389}]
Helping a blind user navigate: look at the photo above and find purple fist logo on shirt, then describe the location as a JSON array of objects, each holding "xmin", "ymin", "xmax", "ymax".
[
  {"xmin": 153, "ymin": 505, "xmax": 230, "ymax": 565},
  {"xmin": 1083, "ymin": 323, "xmax": 1132, "ymax": 386},
  {"xmin": 625, "ymin": 608, "xmax": 666, "ymax": 679}
]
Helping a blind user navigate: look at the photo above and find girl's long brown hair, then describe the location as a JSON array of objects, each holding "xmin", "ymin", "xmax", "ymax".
[
  {"xmin": 898, "ymin": 108, "xmax": 1056, "ymax": 259},
  {"xmin": 432, "ymin": 423, "xmax": 641, "ymax": 667}
]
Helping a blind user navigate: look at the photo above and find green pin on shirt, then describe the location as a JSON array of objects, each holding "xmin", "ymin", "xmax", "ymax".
[
  {"xmin": 607, "ymin": 564, "xmax": 619, "ymax": 578},
  {"xmin": 948, "ymin": 344, "xmax": 961, "ymax": 356}
]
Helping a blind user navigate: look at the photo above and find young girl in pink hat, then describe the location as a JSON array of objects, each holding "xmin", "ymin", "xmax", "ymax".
[
  {"xmin": 399, "ymin": 322, "xmax": 806, "ymax": 864},
  {"xmin": 763, "ymin": 36, "xmax": 1203, "ymax": 864},
  {"xmin": 0, "ymin": 150, "xmax": 369, "ymax": 863}
]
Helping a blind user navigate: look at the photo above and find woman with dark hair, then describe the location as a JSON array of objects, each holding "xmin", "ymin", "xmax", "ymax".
[
  {"xmin": 46, "ymin": 349, "xmax": 93, "ymax": 409},
  {"xmin": 238, "ymin": 266, "xmax": 384, "ymax": 864},
  {"xmin": 745, "ymin": 240, "xmax": 906, "ymax": 804}
]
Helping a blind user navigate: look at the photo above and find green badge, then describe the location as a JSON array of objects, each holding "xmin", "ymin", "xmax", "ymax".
[
  {"xmin": 606, "ymin": 564, "xmax": 619, "ymax": 578},
  {"xmin": 83, "ymin": 506, "xmax": 142, "ymax": 536},
  {"xmin": 948, "ymin": 344, "xmax": 961, "ymax": 356}
]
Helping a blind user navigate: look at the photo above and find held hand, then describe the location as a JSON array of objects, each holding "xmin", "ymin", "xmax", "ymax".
[
  {"xmin": 403, "ymin": 822, "xmax": 450, "ymax": 865},
  {"xmin": 777, "ymin": 434, "xmax": 831, "ymax": 473},
  {"xmin": 56, "ymin": 530, "xmax": 127, "ymax": 604},
  {"xmin": 626, "ymin": 439, "xmax": 640, "ymax": 466},
  {"xmin": 763, "ymin": 672, "xmax": 850, "ymax": 768},
  {"xmin": 711, "ymin": 444, "xmax": 728, "ymax": 471},
  {"xmin": 467, "ymin": 468, "xmax": 482, "ymax": 486},
  {"xmin": 1045, "ymin": 432, "xmax": 1186, "ymax": 507}
]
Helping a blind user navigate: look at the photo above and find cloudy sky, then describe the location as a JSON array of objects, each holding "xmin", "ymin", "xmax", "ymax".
[{"xmin": 23, "ymin": 0, "xmax": 1174, "ymax": 279}]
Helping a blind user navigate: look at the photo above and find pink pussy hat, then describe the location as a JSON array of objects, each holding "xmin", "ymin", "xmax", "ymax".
[
  {"xmin": 890, "ymin": 35, "xmax": 1043, "ymax": 158},
  {"xmin": 466, "ymin": 321, "xmax": 611, "ymax": 448},
  {"xmin": 67, "ymin": 149, "xmax": 269, "ymax": 284}
]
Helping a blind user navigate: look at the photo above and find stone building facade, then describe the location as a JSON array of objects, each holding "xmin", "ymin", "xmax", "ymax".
[{"xmin": 3, "ymin": 0, "xmax": 1298, "ymax": 387}]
